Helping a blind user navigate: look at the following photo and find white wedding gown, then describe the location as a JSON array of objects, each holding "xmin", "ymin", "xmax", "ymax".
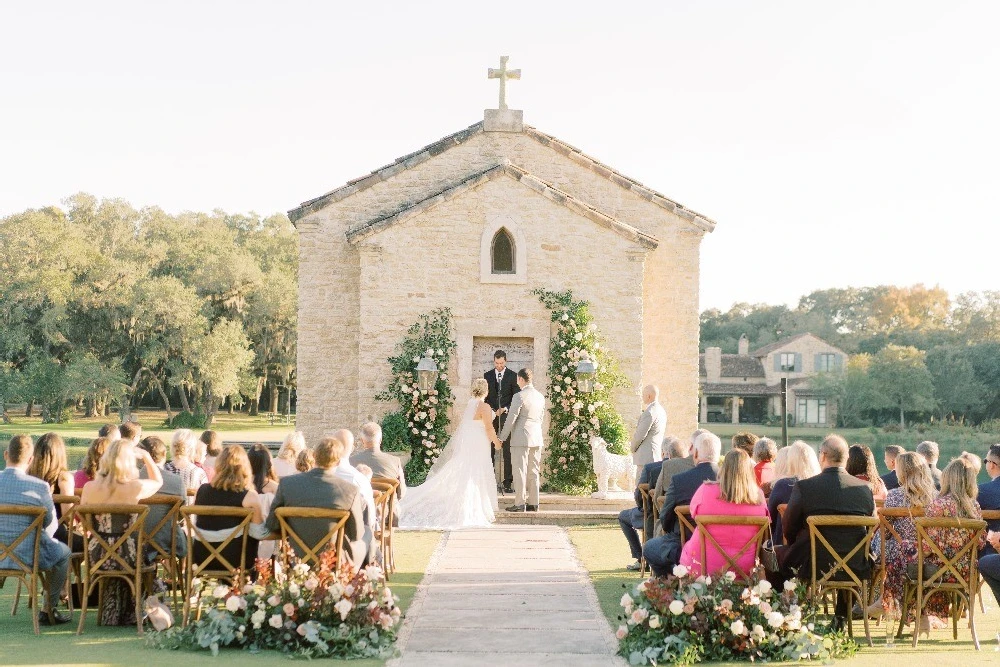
[{"xmin": 399, "ymin": 398, "xmax": 499, "ymax": 530}]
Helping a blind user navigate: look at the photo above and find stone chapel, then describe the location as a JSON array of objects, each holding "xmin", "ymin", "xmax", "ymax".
[{"xmin": 289, "ymin": 60, "xmax": 717, "ymax": 445}]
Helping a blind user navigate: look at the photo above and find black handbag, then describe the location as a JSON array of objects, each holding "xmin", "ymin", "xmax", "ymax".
[{"xmin": 760, "ymin": 526, "xmax": 781, "ymax": 573}]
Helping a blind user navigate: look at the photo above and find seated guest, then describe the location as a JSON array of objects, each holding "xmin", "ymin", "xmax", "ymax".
[
  {"xmin": 979, "ymin": 444, "xmax": 1000, "ymax": 545},
  {"xmin": 643, "ymin": 431, "xmax": 722, "ymax": 577},
  {"xmin": 731, "ymin": 431, "xmax": 759, "ymax": 458},
  {"xmin": 27, "ymin": 433, "xmax": 75, "ymax": 541},
  {"xmin": 650, "ymin": 435, "xmax": 695, "ymax": 538},
  {"xmin": 619, "ymin": 452, "xmax": 666, "ymax": 572},
  {"xmin": 247, "ymin": 444, "xmax": 279, "ymax": 560},
  {"xmin": 879, "ymin": 452, "xmax": 937, "ymax": 621},
  {"xmin": 138, "ymin": 436, "xmax": 188, "ymax": 561},
  {"xmin": 79, "ymin": 439, "xmax": 163, "ymax": 625},
  {"xmin": 265, "ymin": 437, "xmax": 373, "ymax": 572},
  {"xmin": 916, "ymin": 440, "xmax": 942, "ymax": 490},
  {"xmin": 273, "ymin": 432, "xmax": 306, "ymax": 478},
  {"xmin": 200, "ymin": 430, "xmax": 223, "ymax": 480},
  {"xmin": 98, "ymin": 423, "xmax": 121, "ymax": 441},
  {"xmin": 752, "ymin": 437, "xmax": 777, "ymax": 491},
  {"xmin": 881, "ymin": 445, "xmax": 904, "ymax": 492},
  {"xmin": 332, "ymin": 429, "xmax": 377, "ymax": 532},
  {"xmin": 0, "ymin": 435, "xmax": 72, "ymax": 626},
  {"xmin": 119, "ymin": 421, "xmax": 142, "ymax": 445},
  {"xmin": 352, "ymin": 422, "xmax": 408, "ymax": 503},
  {"xmin": 959, "ymin": 451, "xmax": 982, "ymax": 475},
  {"xmin": 919, "ymin": 458, "xmax": 986, "ymax": 628},
  {"xmin": 767, "ymin": 441, "xmax": 821, "ymax": 544},
  {"xmin": 74, "ymin": 436, "xmax": 111, "ymax": 490},
  {"xmin": 775, "ymin": 434, "xmax": 875, "ymax": 626},
  {"xmin": 191, "ymin": 445, "xmax": 262, "ymax": 575},
  {"xmin": 165, "ymin": 429, "xmax": 209, "ymax": 503},
  {"xmin": 847, "ymin": 444, "xmax": 888, "ymax": 502},
  {"xmin": 296, "ymin": 448, "xmax": 316, "ymax": 472},
  {"xmin": 679, "ymin": 449, "xmax": 768, "ymax": 577}
]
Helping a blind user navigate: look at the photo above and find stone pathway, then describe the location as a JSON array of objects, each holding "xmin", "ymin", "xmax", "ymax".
[{"xmin": 390, "ymin": 525, "xmax": 625, "ymax": 667}]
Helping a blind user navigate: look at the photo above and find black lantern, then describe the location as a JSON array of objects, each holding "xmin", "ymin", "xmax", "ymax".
[
  {"xmin": 415, "ymin": 352, "xmax": 439, "ymax": 392},
  {"xmin": 575, "ymin": 356, "xmax": 597, "ymax": 393}
]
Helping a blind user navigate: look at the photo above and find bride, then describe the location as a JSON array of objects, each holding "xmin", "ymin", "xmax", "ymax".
[{"xmin": 399, "ymin": 378, "xmax": 502, "ymax": 530}]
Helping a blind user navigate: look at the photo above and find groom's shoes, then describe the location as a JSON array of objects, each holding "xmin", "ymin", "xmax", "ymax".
[
  {"xmin": 526, "ymin": 505, "xmax": 538, "ymax": 512},
  {"xmin": 502, "ymin": 484, "xmax": 514, "ymax": 494},
  {"xmin": 506, "ymin": 504, "xmax": 527, "ymax": 512}
]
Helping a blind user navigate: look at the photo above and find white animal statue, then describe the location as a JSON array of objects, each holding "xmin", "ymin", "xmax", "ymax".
[{"xmin": 590, "ymin": 436, "xmax": 637, "ymax": 499}]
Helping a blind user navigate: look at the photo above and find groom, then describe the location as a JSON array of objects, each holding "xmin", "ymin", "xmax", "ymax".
[
  {"xmin": 498, "ymin": 368, "xmax": 545, "ymax": 512},
  {"xmin": 485, "ymin": 350, "xmax": 520, "ymax": 493}
]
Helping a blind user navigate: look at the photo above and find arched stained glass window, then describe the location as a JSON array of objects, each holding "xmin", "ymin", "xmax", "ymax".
[{"xmin": 491, "ymin": 228, "xmax": 515, "ymax": 274}]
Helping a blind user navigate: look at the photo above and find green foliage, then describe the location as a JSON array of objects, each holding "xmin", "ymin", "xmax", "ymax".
[
  {"xmin": 379, "ymin": 411, "xmax": 411, "ymax": 452},
  {"xmin": 167, "ymin": 410, "xmax": 208, "ymax": 429},
  {"xmin": 533, "ymin": 288, "xmax": 630, "ymax": 494},
  {"xmin": 868, "ymin": 344, "xmax": 936, "ymax": 427},
  {"xmin": 375, "ymin": 308, "xmax": 456, "ymax": 486}
]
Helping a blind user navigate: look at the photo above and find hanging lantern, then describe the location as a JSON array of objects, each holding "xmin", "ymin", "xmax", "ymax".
[
  {"xmin": 415, "ymin": 351, "xmax": 439, "ymax": 392},
  {"xmin": 575, "ymin": 356, "xmax": 597, "ymax": 393}
]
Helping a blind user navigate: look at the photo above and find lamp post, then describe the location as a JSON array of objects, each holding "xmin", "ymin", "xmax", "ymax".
[
  {"xmin": 415, "ymin": 352, "xmax": 439, "ymax": 392},
  {"xmin": 575, "ymin": 356, "xmax": 597, "ymax": 394}
]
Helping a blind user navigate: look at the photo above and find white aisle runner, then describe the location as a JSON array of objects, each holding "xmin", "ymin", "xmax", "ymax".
[{"xmin": 390, "ymin": 525, "xmax": 626, "ymax": 667}]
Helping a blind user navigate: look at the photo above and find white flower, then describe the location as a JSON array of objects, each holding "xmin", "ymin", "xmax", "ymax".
[
  {"xmin": 561, "ymin": 313, "xmax": 569, "ymax": 321},
  {"xmin": 620, "ymin": 593, "xmax": 633, "ymax": 609},
  {"xmin": 425, "ymin": 348, "xmax": 434, "ymax": 357},
  {"xmin": 212, "ymin": 585, "xmax": 229, "ymax": 599},
  {"xmin": 672, "ymin": 564, "xmax": 689, "ymax": 578},
  {"xmin": 730, "ymin": 619, "xmax": 747, "ymax": 635},
  {"xmin": 288, "ymin": 583, "xmax": 300, "ymax": 597},
  {"xmin": 630, "ymin": 608, "xmax": 648, "ymax": 623},
  {"xmin": 225, "ymin": 596, "xmax": 243, "ymax": 613},
  {"xmin": 668, "ymin": 599, "xmax": 685, "ymax": 615},
  {"xmin": 751, "ymin": 624, "xmax": 766, "ymax": 640},
  {"xmin": 648, "ymin": 614, "xmax": 660, "ymax": 629},
  {"xmin": 269, "ymin": 614, "xmax": 283, "ymax": 629},
  {"xmin": 250, "ymin": 610, "xmax": 266, "ymax": 625},
  {"xmin": 412, "ymin": 356, "xmax": 420, "ymax": 363},
  {"xmin": 758, "ymin": 601, "xmax": 772, "ymax": 615},
  {"xmin": 334, "ymin": 599, "xmax": 353, "ymax": 621},
  {"xmin": 756, "ymin": 579, "xmax": 772, "ymax": 596},
  {"xmin": 191, "ymin": 577, "xmax": 202, "ymax": 589},
  {"xmin": 574, "ymin": 333, "xmax": 583, "ymax": 341},
  {"xmin": 293, "ymin": 563, "xmax": 310, "ymax": 576},
  {"xmin": 783, "ymin": 579, "xmax": 797, "ymax": 592},
  {"xmin": 766, "ymin": 611, "xmax": 785, "ymax": 628},
  {"xmin": 436, "ymin": 348, "xmax": 444, "ymax": 356}
]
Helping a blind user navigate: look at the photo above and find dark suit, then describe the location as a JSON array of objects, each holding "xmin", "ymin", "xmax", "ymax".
[
  {"xmin": 140, "ymin": 466, "xmax": 188, "ymax": 560},
  {"xmin": 880, "ymin": 469, "xmax": 899, "ymax": 492},
  {"xmin": 642, "ymin": 461, "xmax": 719, "ymax": 576},
  {"xmin": 978, "ymin": 476, "xmax": 1000, "ymax": 556},
  {"xmin": 265, "ymin": 468, "xmax": 373, "ymax": 572},
  {"xmin": 485, "ymin": 367, "xmax": 520, "ymax": 488},
  {"xmin": 617, "ymin": 461, "xmax": 662, "ymax": 560},
  {"xmin": 777, "ymin": 467, "xmax": 875, "ymax": 616}
]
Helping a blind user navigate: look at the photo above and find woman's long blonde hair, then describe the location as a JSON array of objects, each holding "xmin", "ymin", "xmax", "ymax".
[
  {"xmin": 277, "ymin": 431, "xmax": 306, "ymax": 463},
  {"xmin": 940, "ymin": 457, "xmax": 979, "ymax": 519},
  {"xmin": 776, "ymin": 441, "xmax": 821, "ymax": 480},
  {"xmin": 98, "ymin": 439, "xmax": 138, "ymax": 484},
  {"xmin": 211, "ymin": 445, "xmax": 254, "ymax": 493},
  {"xmin": 895, "ymin": 452, "xmax": 937, "ymax": 508},
  {"xmin": 717, "ymin": 449, "xmax": 761, "ymax": 505}
]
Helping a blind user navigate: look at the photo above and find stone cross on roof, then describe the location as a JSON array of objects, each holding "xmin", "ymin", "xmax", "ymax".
[{"xmin": 488, "ymin": 56, "xmax": 521, "ymax": 111}]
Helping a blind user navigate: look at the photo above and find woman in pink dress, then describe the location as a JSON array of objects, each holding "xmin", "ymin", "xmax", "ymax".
[{"xmin": 679, "ymin": 448, "xmax": 768, "ymax": 577}]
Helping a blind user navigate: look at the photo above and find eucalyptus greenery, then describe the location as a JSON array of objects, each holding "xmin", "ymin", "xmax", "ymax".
[
  {"xmin": 375, "ymin": 308, "xmax": 457, "ymax": 485},
  {"xmin": 534, "ymin": 288, "xmax": 630, "ymax": 494}
]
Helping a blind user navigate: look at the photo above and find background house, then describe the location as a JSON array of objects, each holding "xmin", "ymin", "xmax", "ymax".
[{"xmin": 699, "ymin": 332, "xmax": 846, "ymax": 426}]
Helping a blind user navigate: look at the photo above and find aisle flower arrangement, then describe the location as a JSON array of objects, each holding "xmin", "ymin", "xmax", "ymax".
[
  {"xmin": 617, "ymin": 568, "xmax": 858, "ymax": 665},
  {"xmin": 375, "ymin": 307, "xmax": 457, "ymax": 485},
  {"xmin": 534, "ymin": 288, "xmax": 631, "ymax": 494},
  {"xmin": 149, "ymin": 549, "xmax": 400, "ymax": 659}
]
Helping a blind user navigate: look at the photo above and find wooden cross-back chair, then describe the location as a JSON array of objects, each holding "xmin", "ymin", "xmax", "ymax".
[
  {"xmin": 638, "ymin": 484, "xmax": 652, "ymax": 576},
  {"xmin": 51, "ymin": 493, "xmax": 84, "ymax": 614},
  {"xmin": 371, "ymin": 477, "xmax": 399, "ymax": 576},
  {"xmin": 674, "ymin": 505, "xmax": 695, "ymax": 544},
  {"xmin": 0, "ymin": 505, "xmax": 47, "ymax": 635},
  {"xmin": 180, "ymin": 505, "xmax": 253, "ymax": 626},
  {"xmin": 273, "ymin": 507, "xmax": 350, "ymax": 571},
  {"xmin": 807, "ymin": 515, "xmax": 880, "ymax": 647},
  {"xmin": 694, "ymin": 515, "xmax": 770, "ymax": 582},
  {"xmin": 139, "ymin": 494, "xmax": 183, "ymax": 611},
  {"xmin": 900, "ymin": 516, "xmax": 987, "ymax": 649},
  {"xmin": 74, "ymin": 503, "xmax": 153, "ymax": 636}
]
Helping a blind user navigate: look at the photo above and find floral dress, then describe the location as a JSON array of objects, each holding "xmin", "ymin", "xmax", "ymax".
[
  {"xmin": 89, "ymin": 512, "xmax": 139, "ymax": 626},
  {"xmin": 880, "ymin": 488, "xmax": 948, "ymax": 618},
  {"xmin": 920, "ymin": 495, "xmax": 987, "ymax": 615}
]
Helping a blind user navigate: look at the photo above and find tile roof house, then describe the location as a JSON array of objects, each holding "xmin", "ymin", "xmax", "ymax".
[{"xmin": 699, "ymin": 333, "xmax": 846, "ymax": 426}]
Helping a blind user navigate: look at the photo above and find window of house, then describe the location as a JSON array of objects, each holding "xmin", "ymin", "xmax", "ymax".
[
  {"xmin": 796, "ymin": 398, "xmax": 827, "ymax": 425},
  {"xmin": 491, "ymin": 228, "xmax": 515, "ymax": 274},
  {"xmin": 816, "ymin": 353, "xmax": 836, "ymax": 372},
  {"xmin": 779, "ymin": 352, "xmax": 796, "ymax": 372}
]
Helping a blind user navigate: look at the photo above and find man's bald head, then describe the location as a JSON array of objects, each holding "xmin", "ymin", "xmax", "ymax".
[
  {"xmin": 332, "ymin": 429, "xmax": 355, "ymax": 456},
  {"xmin": 642, "ymin": 385, "xmax": 659, "ymax": 404}
]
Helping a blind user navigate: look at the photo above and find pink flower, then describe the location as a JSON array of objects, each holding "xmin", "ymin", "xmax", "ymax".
[
  {"xmin": 296, "ymin": 623, "xmax": 307, "ymax": 636},
  {"xmin": 283, "ymin": 602, "xmax": 295, "ymax": 616},
  {"xmin": 616, "ymin": 625, "xmax": 628, "ymax": 640}
]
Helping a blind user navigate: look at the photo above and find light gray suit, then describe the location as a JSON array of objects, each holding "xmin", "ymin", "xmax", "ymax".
[
  {"xmin": 630, "ymin": 401, "xmax": 667, "ymax": 467},
  {"xmin": 499, "ymin": 383, "xmax": 545, "ymax": 506}
]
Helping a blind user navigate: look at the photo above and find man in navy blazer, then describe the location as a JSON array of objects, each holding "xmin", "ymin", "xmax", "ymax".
[
  {"xmin": 978, "ymin": 445, "xmax": 1000, "ymax": 605},
  {"xmin": 880, "ymin": 445, "xmax": 903, "ymax": 492},
  {"xmin": 619, "ymin": 459, "xmax": 662, "ymax": 571},
  {"xmin": 642, "ymin": 431, "xmax": 722, "ymax": 577}
]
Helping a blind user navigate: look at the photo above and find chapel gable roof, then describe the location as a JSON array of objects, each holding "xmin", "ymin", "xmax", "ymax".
[
  {"xmin": 288, "ymin": 121, "xmax": 717, "ymax": 232},
  {"xmin": 344, "ymin": 161, "xmax": 659, "ymax": 249}
]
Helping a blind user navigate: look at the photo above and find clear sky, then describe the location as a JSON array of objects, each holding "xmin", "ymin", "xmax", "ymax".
[{"xmin": 2, "ymin": 1, "xmax": 997, "ymax": 311}]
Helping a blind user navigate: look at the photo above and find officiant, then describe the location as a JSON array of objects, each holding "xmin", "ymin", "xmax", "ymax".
[{"xmin": 486, "ymin": 349, "xmax": 520, "ymax": 494}]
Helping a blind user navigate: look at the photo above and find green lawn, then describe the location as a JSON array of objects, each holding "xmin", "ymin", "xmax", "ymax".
[
  {"xmin": 0, "ymin": 531, "xmax": 441, "ymax": 666},
  {"xmin": 568, "ymin": 523, "xmax": 1000, "ymax": 665}
]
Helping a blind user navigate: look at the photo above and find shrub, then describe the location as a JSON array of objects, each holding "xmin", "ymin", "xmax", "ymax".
[
  {"xmin": 379, "ymin": 411, "xmax": 410, "ymax": 453},
  {"xmin": 168, "ymin": 410, "xmax": 208, "ymax": 429}
]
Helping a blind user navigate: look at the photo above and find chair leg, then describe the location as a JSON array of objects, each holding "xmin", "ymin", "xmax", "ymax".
[
  {"xmin": 969, "ymin": 591, "xmax": 980, "ymax": 650},
  {"xmin": 12, "ymin": 578, "xmax": 22, "ymax": 616},
  {"xmin": 76, "ymin": 580, "xmax": 89, "ymax": 635}
]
